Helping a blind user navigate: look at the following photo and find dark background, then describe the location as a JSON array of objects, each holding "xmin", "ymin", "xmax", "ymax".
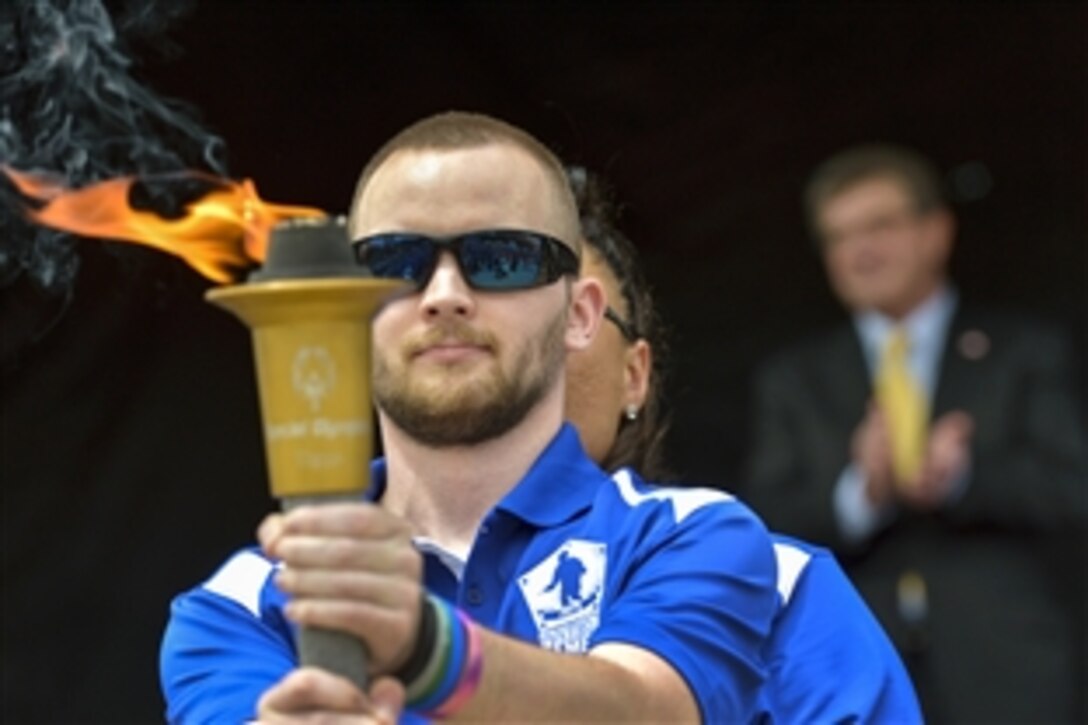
[{"xmin": 3, "ymin": 2, "xmax": 1085, "ymax": 721}]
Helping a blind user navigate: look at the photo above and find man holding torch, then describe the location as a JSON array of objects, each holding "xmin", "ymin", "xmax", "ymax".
[{"xmin": 161, "ymin": 111, "xmax": 778, "ymax": 723}]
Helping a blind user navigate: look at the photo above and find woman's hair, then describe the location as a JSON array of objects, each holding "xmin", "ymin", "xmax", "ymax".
[{"xmin": 567, "ymin": 165, "xmax": 673, "ymax": 480}]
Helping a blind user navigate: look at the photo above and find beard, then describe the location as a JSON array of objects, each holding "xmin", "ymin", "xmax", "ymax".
[{"xmin": 373, "ymin": 310, "xmax": 568, "ymax": 447}]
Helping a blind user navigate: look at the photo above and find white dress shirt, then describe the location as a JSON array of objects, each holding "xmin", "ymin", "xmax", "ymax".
[{"xmin": 833, "ymin": 285, "xmax": 963, "ymax": 543}]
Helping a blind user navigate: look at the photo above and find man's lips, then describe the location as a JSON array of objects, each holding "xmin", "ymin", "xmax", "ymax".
[
  {"xmin": 412, "ymin": 340, "xmax": 490, "ymax": 363},
  {"xmin": 850, "ymin": 253, "xmax": 888, "ymax": 275}
]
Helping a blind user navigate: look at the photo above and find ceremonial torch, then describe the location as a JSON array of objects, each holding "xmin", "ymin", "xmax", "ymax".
[
  {"xmin": 2, "ymin": 167, "xmax": 403, "ymax": 686},
  {"xmin": 206, "ymin": 216, "xmax": 406, "ymax": 689}
]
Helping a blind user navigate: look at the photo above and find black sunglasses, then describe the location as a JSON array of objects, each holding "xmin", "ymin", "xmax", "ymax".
[
  {"xmin": 351, "ymin": 229, "xmax": 579, "ymax": 291},
  {"xmin": 604, "ymin": 306, "xmax": 639, "ymax": 342}
]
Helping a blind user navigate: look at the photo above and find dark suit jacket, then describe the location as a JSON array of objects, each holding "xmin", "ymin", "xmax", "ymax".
[{"xmin": 743, "ymin": 303, "xmax": 1087, "ymax": 723}]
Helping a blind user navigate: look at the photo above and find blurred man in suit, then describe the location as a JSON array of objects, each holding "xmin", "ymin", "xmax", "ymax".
[{"xmin": 744, "ymin": 143, "xmax": 1086, "ymax": 723}]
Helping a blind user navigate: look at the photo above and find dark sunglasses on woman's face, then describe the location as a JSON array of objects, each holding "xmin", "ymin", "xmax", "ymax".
[{"xmin": 351, "ymin": 229, "xmax": 580, "ymax": 291}]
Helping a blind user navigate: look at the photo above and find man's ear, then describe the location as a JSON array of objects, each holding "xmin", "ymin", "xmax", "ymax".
[
  {"xmin": 567, "ymin": 276, "xmax": 606, "ymax": 352},
  {"xmin": 923, "ymin": 207, "xmax": 956, "ymax": 269}
]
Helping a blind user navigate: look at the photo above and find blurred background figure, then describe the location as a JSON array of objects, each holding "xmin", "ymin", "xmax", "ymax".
[
  {"xmin": 565, "ymin": 165, "xmax": 922, "ymax": 723},
  {"xmin": 742, "ymin": 143, "xmax": 1087, "ymax": 722}
]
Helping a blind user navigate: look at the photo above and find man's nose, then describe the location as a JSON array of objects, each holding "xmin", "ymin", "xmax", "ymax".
[{"xmin": 419, "ymin": 252, "xmax": 475, "ymax": 319}]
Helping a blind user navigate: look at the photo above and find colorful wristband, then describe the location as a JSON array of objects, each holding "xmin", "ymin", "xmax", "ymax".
[
  {"xmin": 430, "ymin": 609, "xmax": 484, "ymax": 718},
  {"xmin": 394, "ymin": 593, "xmax": 436, "ymax": 687},
  {"xmin": 414, "ymin": 597, "xmax": 466, "ymax": 713},
  {"xmin": 400, "ymin": 595, "xmax": 486, "ymax": 719},
  {"xmin": 404, "ymin": 595, "xmax": 452, "ymax": 704}
]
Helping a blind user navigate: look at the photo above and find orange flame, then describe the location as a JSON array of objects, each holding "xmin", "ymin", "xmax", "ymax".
[{"xmin": 3, "ymin": 166, "xmax": 326, "ymax": 284}]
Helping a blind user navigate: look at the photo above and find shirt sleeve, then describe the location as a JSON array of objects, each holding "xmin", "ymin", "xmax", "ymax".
[
  {"xmin": 587, "ymin": 493, "xmax": 778, "ymax": 722},
  {"xmin": 159, "ymin": 549, "xmax": 296, "ymax": 724},
  {"xmin": 765, "ymin": 549, "xmax": 922, "ymax": 723}
]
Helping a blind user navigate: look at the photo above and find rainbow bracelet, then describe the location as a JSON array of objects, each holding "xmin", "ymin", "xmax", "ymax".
[
  {"xmin": 413, "ymin": 598, "xmax": 466, "ymax": 713},
  {"xmin": 403, "ymin": 595, "xmax": 485, "ymax": 718},
  {"xmin": 403, "ymin": 596, "xmax": 452, "ymax": 705},
  {"xmin": 430, "ymin": 609, "xmax": 484, "ymax": 718}
]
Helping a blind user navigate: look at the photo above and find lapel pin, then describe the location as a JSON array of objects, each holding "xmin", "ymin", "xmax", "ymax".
[{"xmin": 957, "ymin": 329, "xmax": 990, "ymax": 361}]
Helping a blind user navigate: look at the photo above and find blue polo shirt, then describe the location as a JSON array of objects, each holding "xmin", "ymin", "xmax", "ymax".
[
  {"xmin": 762, "ymin": 534, "xmax": 922, "ymax": 723},
  {"xmin": 160, "ymin": 425, "xmax": 777, "ymax": 723}
]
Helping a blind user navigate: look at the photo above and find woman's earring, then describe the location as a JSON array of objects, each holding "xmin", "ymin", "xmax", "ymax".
[{"xmin": 624, "ymin": 404, "xmax": 639, "ymax": 421}]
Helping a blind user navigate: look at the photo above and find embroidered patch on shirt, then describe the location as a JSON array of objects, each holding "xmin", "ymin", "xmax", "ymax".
[{"xmin": 518, "ymin": 539, "xmax": 607, "ymax": 653}]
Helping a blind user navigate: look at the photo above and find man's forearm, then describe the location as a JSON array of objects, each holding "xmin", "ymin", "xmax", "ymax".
[{"xmin": 447, "ymin": 630, "xmax": 700, "ymax": 723}]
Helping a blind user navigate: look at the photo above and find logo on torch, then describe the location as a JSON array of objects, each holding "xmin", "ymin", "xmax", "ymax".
[{"xmin": 292, "ymin": 346, "xmax": 336, "ymax": 413}]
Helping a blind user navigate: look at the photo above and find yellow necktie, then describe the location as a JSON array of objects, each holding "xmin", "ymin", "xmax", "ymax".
[{"xmin": 875, "ymin": 328, "xmax": 928, "ymax": 483}]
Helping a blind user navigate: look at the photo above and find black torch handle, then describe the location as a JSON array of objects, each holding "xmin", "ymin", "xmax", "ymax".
[
  {"xmin": 297, "ymin": 625, "xmax": 369, "ymax": 690},
  {"xmin": 283, "ymin": 495, "xmax": 370, "ymax": 690}
]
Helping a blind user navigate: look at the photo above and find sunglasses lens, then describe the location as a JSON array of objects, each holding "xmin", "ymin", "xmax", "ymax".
[
  {"xmin": 355, "ymin": 230, "xmax": 574, "ymax": 291},
  {"xmin": 362, "ymin": 236, "xmax": 436, "ymax": 284},
  {"xmin": 460, "ymin": 234, "xmax": 545, "ymax": 289}
]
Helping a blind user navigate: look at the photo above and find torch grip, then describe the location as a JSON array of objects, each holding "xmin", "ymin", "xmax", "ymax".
[
  {"xmin": 283, "ymin": 494, "xmax": 370, "ymax": 690},
  {"xmin": 296, "ymin": 625, "xmax": 369, "ymax": 690}
]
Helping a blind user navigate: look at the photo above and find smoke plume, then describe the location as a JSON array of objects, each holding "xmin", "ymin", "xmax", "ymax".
[{"xmin": 0, "ymin": 0, "xmax": 225, "ymax": 302}]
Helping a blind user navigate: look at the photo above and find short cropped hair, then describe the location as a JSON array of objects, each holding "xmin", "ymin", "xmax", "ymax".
[
  {"xmin": 349, "ymin": 111, "xmax": 580, "ymax": 247},
  {"xmin": 804, "ymin": 143, "xmax": 947, "ymax": 240}
]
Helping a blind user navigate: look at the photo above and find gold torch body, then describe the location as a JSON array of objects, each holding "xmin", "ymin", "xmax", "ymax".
[
  {"xmin": 206, "ymin": 218, "xmax": 406, "ymax": 690},
  {"xmin": 209, "ymin": 278, "xmax": 400, "ymax": 498}
]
